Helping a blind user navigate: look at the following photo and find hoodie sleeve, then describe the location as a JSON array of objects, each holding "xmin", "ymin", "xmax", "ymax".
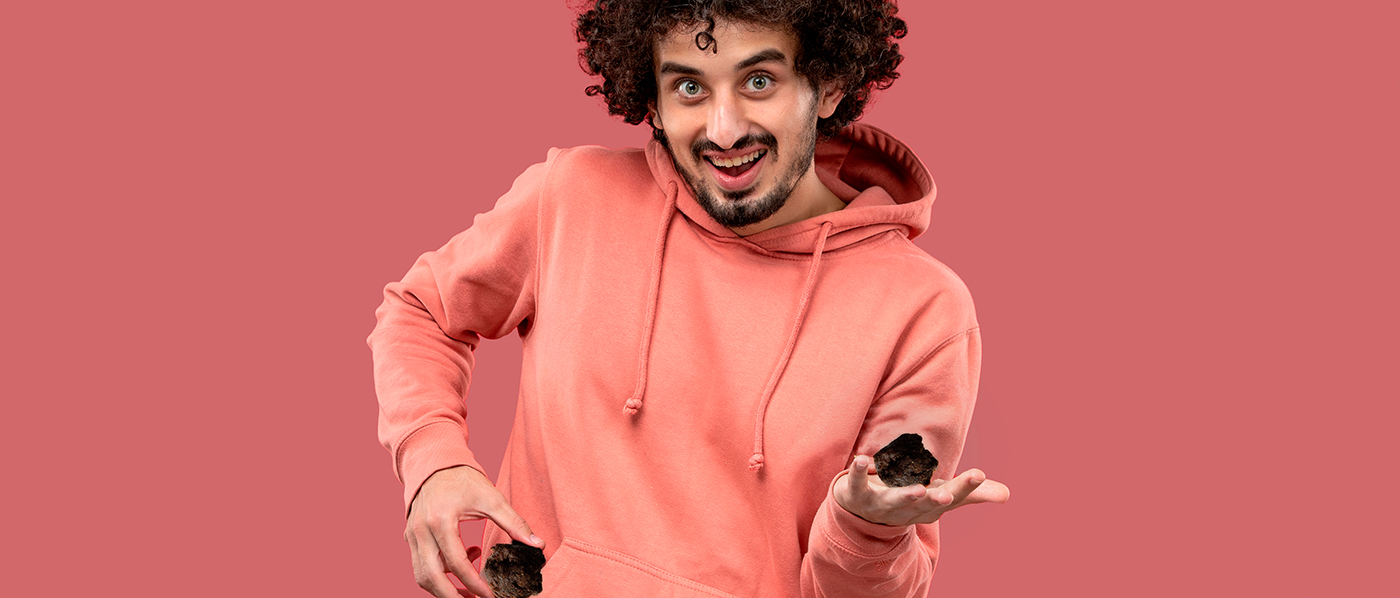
[
  {"xmin": 367, "ymin": 151, "xmax": 555, "ymax": 513},
  {"xmin": 801, "ymin": 319, "xmax": 982, "ymax": 598}
]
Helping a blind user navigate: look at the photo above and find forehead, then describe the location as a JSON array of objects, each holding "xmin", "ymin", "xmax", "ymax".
[{"xmin": 653, "ymin": 20, "xmax": 798, "ymax": 70}]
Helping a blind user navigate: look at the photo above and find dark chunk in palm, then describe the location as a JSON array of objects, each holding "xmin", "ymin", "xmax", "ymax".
[
  {"xmin": 482, "ymin": 541, "xmax": 546, "ymax": 598},
  {"xmin": 874, "ymin": 433, "xmax": 938, "ymax": 487}
]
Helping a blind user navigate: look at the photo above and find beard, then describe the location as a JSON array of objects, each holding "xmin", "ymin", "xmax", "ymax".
[{"xmin": 666, "ymin": 102, "xmax": 820, "ymax": 229}]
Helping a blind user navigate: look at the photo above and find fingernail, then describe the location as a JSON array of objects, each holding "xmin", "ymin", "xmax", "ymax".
[{"xmin": 530, "ymin": 534, "xmax": 542, "ymax": 546}]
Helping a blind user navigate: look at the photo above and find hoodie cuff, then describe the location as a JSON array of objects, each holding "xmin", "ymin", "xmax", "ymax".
[
  {"xmin": 397, "ymin": 421, "xmax": 486, "ymax": 515},
  {"xmin": 819, "ymin": 471, "xmax": 917, "ymax": 556}
]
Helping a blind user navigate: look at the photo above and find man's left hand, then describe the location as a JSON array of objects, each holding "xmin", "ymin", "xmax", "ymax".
[{"xmin": 833, "ymin": 455, "xmax": 1010, "ymax": 527}]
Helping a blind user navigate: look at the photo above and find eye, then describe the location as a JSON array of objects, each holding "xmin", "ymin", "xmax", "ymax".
[
  {"xmin": 678, "ymin": 80, "xmax": 703, "ymax": 98},
  {"xmin": 747, "ymin": 74, "xmax": 772, "ymax": 91}
]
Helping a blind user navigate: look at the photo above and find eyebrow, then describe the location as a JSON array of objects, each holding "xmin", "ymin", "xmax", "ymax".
[
  {"xmin": 735, "ymin": 48, "xmax": 787, "ymax": 71},
  {"xmin": 658, "ymin": 62, "xmax": 703, "ymax": 76},
  {"xmin": 657, "ymin": 48, "xmax": 789, "ymax": 77}
]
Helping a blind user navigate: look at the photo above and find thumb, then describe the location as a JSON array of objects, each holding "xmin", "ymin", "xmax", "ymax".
[
  {"xmin": 486, "ymin": 500, "xmax": 545, "ymax": 550},
  {"xmin": 846, "ymin": 455, "xmax": 874, "ymax": 497}
]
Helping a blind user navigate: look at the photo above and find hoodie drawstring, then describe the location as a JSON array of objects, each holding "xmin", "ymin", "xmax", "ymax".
[
  {"xmin": 624, "ymin": 183, "xmax": 679, "ymax": 416},
  {"xmin": 749, "ymin": 221, "xmax": 835, "ymax": 472}
]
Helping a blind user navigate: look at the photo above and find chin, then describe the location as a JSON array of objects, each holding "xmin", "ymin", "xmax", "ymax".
[{"xmin": 695, "ymin": 179, "xmax": 791, "ymax": 229}]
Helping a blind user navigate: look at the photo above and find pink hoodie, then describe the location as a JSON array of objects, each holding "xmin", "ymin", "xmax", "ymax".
[{"xmin": 369, "ymin": 123, "xmax": 981, "ymax": 597}]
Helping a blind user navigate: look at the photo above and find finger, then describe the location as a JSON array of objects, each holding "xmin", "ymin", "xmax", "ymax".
[
  {"xmin": 413, "ymin": 531, "xmax": 469, "ymax": 598},
  {"xmin": 938, "ymin": 468, "xmax": 986, "ymax": 506},
  {"xmin": 965, "ymin": 479, "xmax": 1011, "ymax": 505},
  {"xmin": 445, "ymin": 551, "xmax": 496, "ymax": 598},
  {"xmin": 407, "ymin": 534, "xmax": 426, "ymax": 590},
  {"xmin": 434, "ymin": 521, "xmax": 491, "ymax": 598},
  {"xmin": 484, "ymin": 498, "xmax": 544, "ymax": 549},
  {"xmin": 456, "ymin": 547, "xmax": 487, "ymax": 597},
  {"xmin": 936, "ymin": 474, "xmax": 1010, "ymax": 511},
  {"xmin": 901, "ymin": 483, "xmax": 927, "ymax": 503}
]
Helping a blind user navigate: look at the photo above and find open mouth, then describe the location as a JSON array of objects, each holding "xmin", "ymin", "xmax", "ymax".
[{"xmin": 705, "ymin": 149, "xmax": 767, "ymax": 179}]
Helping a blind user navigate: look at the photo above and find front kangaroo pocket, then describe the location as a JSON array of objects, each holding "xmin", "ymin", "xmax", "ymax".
[{"xmin": 538, "ymin": 538, "xmax": 749, "ymax": 598}]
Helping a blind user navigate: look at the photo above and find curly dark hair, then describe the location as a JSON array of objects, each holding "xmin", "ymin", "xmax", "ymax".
[{"xmin": 575, "ymin": 0, "xmax": 907, "ymax": 140}]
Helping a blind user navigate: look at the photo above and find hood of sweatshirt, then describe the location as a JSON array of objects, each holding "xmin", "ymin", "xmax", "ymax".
[{"xmin": 624, "ymin": 123, "xmax": 938, "ymax": 472}]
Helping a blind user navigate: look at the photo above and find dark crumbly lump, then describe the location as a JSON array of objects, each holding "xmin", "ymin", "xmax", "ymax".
[
  {"xmin": 482, "ymin": 541, "xmax": 546, "ymax": 598},
  {"xmin": 873, "ymin": 433, "xmax": 938, "ymax": 487}
]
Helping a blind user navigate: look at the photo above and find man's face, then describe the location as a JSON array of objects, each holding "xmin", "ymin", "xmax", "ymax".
[{"xmin": 652, "ymin": 21, "xmax": 842, "ymax": 230}]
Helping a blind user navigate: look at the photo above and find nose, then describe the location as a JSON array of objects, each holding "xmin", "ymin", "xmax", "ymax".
[{"xmin": 706, "ymin": 90, "xmax": 749, "ymax": 149}]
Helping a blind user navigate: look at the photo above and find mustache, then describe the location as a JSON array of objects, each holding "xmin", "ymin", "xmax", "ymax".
[{"xmin": 691, "ymin": 133, "xmax": 778, "ymax": 160}]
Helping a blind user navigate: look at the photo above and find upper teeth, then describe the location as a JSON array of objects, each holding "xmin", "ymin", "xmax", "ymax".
[{"xmin": 709, "ymin": 150, "xmax": 764, "ymax": 168}]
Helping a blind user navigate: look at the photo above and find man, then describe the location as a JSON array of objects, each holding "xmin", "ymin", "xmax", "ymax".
[{"xmin": 368, "ymin": 2, "xmax": 1009, "ymax": 597}]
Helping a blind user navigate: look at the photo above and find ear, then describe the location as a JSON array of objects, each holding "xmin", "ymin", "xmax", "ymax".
[
  {"xmin": 816, "ymin": 81, "xmax": 845, "ymax": 119},
  {"xmin": 648, "ymin": 100, "xmax": 663, "ymax": 131}
]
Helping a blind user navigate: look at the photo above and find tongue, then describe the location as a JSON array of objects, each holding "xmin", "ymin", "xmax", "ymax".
[{"xmin": 720, "ymin": 159, "xmax": 757, "ymax": 178}]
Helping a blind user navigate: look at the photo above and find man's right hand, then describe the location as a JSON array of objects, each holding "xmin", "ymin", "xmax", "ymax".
[{"xmin": 405, "ymin": 465, "xmax": 545, "ymax": 598}]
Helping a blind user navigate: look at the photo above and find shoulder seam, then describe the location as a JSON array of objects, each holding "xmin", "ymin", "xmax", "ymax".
[{"xmin": 878, "ymin": 326, "xmax": 980, "ymax": 399}]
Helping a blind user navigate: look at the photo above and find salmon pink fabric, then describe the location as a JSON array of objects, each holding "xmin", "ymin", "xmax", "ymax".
[{"xmin": 369, "ymin": 124, "xmax": 981, "ymax": 597}]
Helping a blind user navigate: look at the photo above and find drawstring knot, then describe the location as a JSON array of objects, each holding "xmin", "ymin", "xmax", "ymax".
[{"xmin": 747, "ymin": 453, "xmax": 766, "ymax": 472}]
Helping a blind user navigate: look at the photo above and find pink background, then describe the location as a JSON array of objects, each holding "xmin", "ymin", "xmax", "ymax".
[{"xmin": 2, "ymin": 1, "xmax": 1396, "ymax": 596}]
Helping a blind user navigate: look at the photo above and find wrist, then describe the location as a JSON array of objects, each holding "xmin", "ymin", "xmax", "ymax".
[{"xmin": 822, "ymin": 472, "xmax": 915, "ymax": 552}]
